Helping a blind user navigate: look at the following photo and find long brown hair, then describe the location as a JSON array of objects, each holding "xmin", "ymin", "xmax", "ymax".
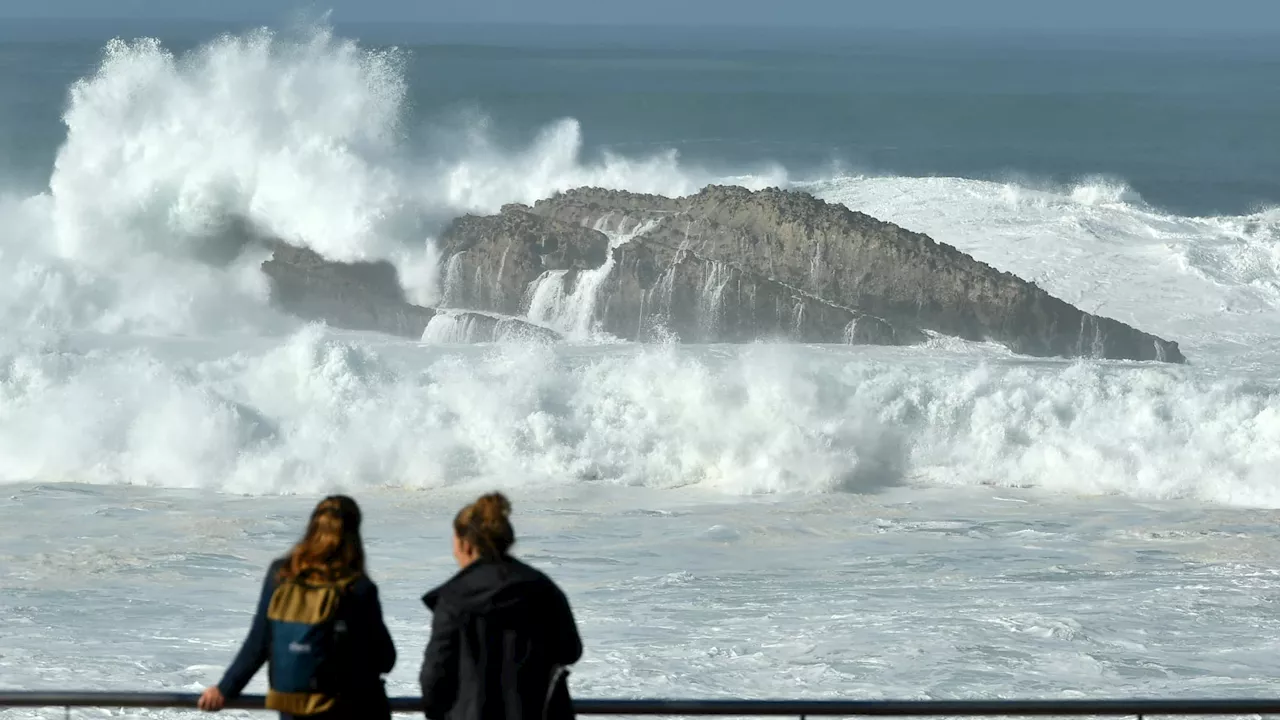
[
  {"xmin": 453, "ymin": 492, "xmax": 515, "ymax": 561},
  {"xmin": 278, "ymin": 495, "xmax": 366, "ymax": 582}
]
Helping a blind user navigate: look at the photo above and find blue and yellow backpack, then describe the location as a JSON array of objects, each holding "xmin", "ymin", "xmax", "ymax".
[{"xmin": 265, "ymin": 574, "xmax": 356, "ymax": 716}]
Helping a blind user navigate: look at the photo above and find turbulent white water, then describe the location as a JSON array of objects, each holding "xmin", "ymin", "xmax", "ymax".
[
  {"xmin": 2, "ymin": 22, "xmax": 1280, "ymax": 719},
  {"xmin": 526, "ymin": 217, "xmax": 662, "ymax": 339},
  {"xmin": 0, "ymin": 24, "xmax": 782, "ymax": 338},
  {"xmin": 2, "ymin": 329, "xmax": 1279, "ymax": 503},
  {"xmin": 802, "ymin": 176, "xmax": 1280, "ymax": 370}
]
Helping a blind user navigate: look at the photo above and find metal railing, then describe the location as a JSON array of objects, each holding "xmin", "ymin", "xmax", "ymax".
[{"xmin": 3, "ymin": 693, "xmax": 1280, "ymax": 718}]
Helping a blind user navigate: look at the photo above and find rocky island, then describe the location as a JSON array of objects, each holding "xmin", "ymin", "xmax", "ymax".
[{"xmin": 259, "ymin": 185, "xmax": 1185, "ymax": 363}]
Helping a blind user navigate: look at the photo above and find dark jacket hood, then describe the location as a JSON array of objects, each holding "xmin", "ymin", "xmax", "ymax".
[{"xmin": 423, "ymin": 556, "xmax": 556, "ymax": 616}]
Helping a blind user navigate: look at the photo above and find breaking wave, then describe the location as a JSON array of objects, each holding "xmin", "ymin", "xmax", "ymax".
[
  {"xmin": 0, "ymin": 23, "xmax": 784, "ymax": 336},
  {"xmin": 1, "ymin": 328, "xmax": 1279, "ymax": 506},
  {"xmin": 0, "ymin": 22, "xmax": 1277, "ymax": 507}
]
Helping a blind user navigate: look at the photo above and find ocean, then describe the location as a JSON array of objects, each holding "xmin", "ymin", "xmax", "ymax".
[{"xmin": 2, "ymin": 17, "xmax": 1280, "ymax": 719}]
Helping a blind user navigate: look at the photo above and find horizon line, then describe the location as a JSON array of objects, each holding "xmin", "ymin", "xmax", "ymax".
[{"xmin": 3, "ymin": 16, "xmax": 1280, "ymax": 36}]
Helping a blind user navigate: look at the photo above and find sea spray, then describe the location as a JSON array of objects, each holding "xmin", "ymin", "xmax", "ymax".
[
  {"xmin": 805, "ymin": 174, "xmax": 1280, "ymax": 365},
  {"xmin": 0, "ymin": 326, "xmax": 1278, "ymax": 505},
  {"xmin": 0, "ymin": 23, "xmax": 1276, "ymax": 508},
  {"xmin": 3, "ymin": 23, "xmax": 781, "ymax": 337}
]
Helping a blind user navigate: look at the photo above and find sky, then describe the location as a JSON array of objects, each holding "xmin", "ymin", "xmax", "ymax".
[{"xmin": 2, "ymin": 0, "xmax": 1279, "ymax": 33}]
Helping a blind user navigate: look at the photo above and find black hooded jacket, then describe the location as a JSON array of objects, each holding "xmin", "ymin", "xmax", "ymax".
[{"xmin": 419, "ymin": 556, "xmax": 583, "ymax": 720}]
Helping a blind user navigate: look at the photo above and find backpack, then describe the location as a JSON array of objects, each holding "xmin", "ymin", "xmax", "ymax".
[{"xmin": 265, "ymin": 573, "xmax": 356, "ymax": 716}]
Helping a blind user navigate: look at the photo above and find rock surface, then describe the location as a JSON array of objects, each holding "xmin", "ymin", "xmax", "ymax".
[
  {"xmin": 260, "ymin": 241, "xmax": 560, "ymax": 343},
  {"xmin": 529, "ymin": 186, "xmax": 1185, "ymax": 362},
  {"xmin": 255, "ymin": 185, "xmax": 1185, "ymax": 362},
  {"xmin": 435, "ymin": 206, "xmax": 610, "ymax": 316},
  {"xmin": 262, "ymin": 241, "xmax": 438, "ymax": 338},
  {"xmin": 433, "ymin": 204, "xmax": 915, "ymax": 345},
  {"xmin": 595, "ymin": 232, "xmax": 915, "ymax": 344}
]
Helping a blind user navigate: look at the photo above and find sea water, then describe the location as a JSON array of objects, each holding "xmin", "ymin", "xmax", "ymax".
[{"xmin": 1, "ymin": 18, "xmax": 1279, "ymax": 719}]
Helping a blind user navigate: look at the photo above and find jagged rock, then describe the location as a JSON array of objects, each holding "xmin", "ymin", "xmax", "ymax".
[
  {"xmin": 436, "ymin": 206, "xmax": 609, "ymax": 315},
  {"xmin": 599, "ymin": 240, "xmax": 917, "ymax": 344},
  {"xmin": 432, "ymin": 203, "xmax": 919, "ymax": 345},
  {"xmin": 260, "ymin": 241, "xmax": 561, "ymax": 343},
  {"xmin": 262, "ymin": 241, "xmax": 438, "ymax": 337},
  {"xmin": 531, "ymin": 185, "xmax": 1185, "ymax": 362},
  {"xmin": 255, "ymin": 184, "xmax": 1185, "ymax": 362}
]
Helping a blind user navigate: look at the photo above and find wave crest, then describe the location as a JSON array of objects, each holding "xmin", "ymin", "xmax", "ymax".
[
  {"xmin": 3, "ymin": 23, "xmax": 787, "ymax": 334},
  {"xmin": 2, "ymin": 331, "xmax": 1280, "ymax": 507}
]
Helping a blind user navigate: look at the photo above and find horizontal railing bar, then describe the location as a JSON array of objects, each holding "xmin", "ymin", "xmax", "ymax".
[{"xmin": 3, "ymin": 693, "xmax": 1280, "ymax": 715}]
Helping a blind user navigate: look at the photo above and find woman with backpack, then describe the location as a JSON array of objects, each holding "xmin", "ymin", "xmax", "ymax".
[
  {"xmin": 419, "ymin": 492, "xmax": 584, "ymax": 720},
  {"xmin": 198, "ymin": 495, "xmax": 397, "ymax": 719}
]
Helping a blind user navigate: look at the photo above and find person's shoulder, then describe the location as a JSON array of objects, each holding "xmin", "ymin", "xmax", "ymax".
[
  {"xmin": 264, "ymin": 557, "xmax": 288, "ymax": 582},
  {"xmin": 249, "ymin": 558, "xmax": 287, "ymax": 595},
  {"xmin": 424, "ymin": 561, "xmax": 500, "ymax": 612},
  {"xmin": 510, "ymin": 556, "xmax": 552, "ymax": 579},
  {"xmin": 425, "ymin": 565, "xmax": 472, "ymax": 605},
  {"xmin": 423, "ymin": 575, "xmax": 462, "ymax": 614},
  {"xmin": 508, "ymin": 557, "xmax": 565, "ymax": 594},
  {"xmin": 349, "ymin": 573, "xmax": 381, "ymax": 596}
]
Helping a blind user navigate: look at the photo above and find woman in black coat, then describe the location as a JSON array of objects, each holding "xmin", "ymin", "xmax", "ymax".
[{"xmin": 420, "ymin": 492, "xmax": 583, "ymax": 720}]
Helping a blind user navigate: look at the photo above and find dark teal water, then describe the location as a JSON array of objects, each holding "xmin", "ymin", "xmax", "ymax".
[{"xmin": 1, "ymin": 19, "xmax": 1277, "ymax": 216}]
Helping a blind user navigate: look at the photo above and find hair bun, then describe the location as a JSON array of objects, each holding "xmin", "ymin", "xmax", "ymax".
[
  {"xmin": 454, "ymin": 492, "xmax": 516, "ymax": 559},
  {"xmin": 476, "ymin": 492, "xmax": 512, "ymax": 521}
]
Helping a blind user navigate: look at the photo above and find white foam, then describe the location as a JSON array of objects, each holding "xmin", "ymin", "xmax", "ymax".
[
  {"xmin": 0, "ymin": 23, "xmax": 1276, "ymax": 510},
  {"xmin": 0, "ymin": 24, "xmax": 783, "ymax": 336},
  {"xmin": 0, "ymin": 329, "xmax": 1278, "ymax": 507},
  {"xmin": 420, "ymin": 310, "xmax": 558, "ymax": 345},
  {"xmin": 5, "ymin": 22, "xmax": 1280, "ymax": 713},
  {"xmin": 802, "ymin": 175, "xmax": 1280, "ymax": 368},
  {"xmin": 421, "ymin": 311, "xmax": 489, "ymax": 344},
  {"xmin": 427, "ymin": 117, "xmax": 787, "ymax": 214}
]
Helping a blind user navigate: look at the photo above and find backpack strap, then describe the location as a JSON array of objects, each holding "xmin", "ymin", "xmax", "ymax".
[{"xmin": 267, "ymin": 574, "xmax": 358, "ymax": 623}]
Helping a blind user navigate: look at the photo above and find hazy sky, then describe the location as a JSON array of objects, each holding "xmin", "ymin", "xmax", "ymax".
[{"xmin": 4, "ymin": 0, "xmax": 1279, "ymax": 32}]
